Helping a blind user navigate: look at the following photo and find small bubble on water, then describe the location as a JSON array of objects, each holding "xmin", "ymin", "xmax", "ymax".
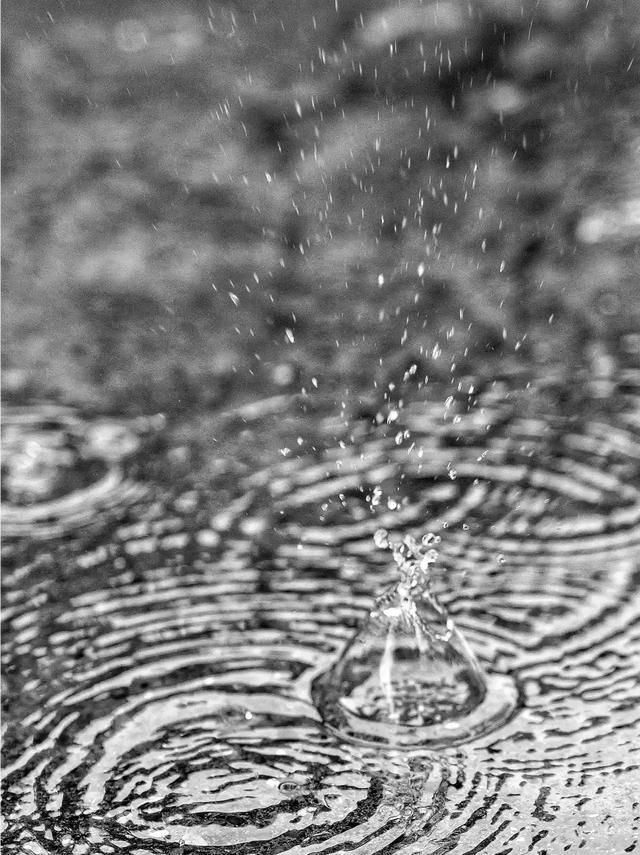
[
  {"xmin": 496, "ymin": 553, "xmax": 506, "ymax": 564},
  {"xmin": 391, "ymin": 542, "xmax": 406, "ymax": 563},
  {"xmin": 279, "ymin": 778, "xmax": 306, "ymax": 794},
  {"xmin": 374, "ymin": 528, "xmax": 390, "ymax": 549},
  {"xmin": 370, "ymin": 485, "xmax": 383, "ymax": 507},
  {"xmin": 419, "ymin": 549, "xmax": 438, "ymax": 571},
  {"xmin": 403, "ymin": 534, "xmax": 420, "ymax": 555}
]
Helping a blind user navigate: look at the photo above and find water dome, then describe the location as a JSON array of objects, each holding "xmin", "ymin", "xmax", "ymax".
[{"xmin": 314, "ymin": 531, "xmax": 517, "ymax": 748}]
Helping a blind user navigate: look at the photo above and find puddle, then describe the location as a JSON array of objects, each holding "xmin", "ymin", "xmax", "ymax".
[
  {"xmin": 2, "ymin": 374, "xmax": 640, "ymax": 853},
  {"xmin": 1, "ymin": 406, "xmax": 163, "ymax": 541}
]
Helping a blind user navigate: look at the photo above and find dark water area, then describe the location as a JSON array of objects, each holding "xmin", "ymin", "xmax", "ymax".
[{"xmin": 2, "ymin": 0, "xmax": 640, "ymax": 852}]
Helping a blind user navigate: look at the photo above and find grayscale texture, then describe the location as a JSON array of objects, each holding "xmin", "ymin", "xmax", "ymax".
[{"xmin": 2, "ymin": 1, "xmax": 639, "ymax": 853}]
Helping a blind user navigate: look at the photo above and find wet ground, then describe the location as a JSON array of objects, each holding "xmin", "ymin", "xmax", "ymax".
[{"xmin": 2, "ymin": 1, "xmax": 640, "ymax": 853}]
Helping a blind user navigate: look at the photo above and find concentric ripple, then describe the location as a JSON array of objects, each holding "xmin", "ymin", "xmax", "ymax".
[
  {"xmin": 2, "ymin": 373, "xmax": 640, "ymax": 853},
  {"xmin": 2, "ymin": 540, "xmax": 451, "ymax": 854},
  {"xmin": 48, "ymin": 692, "xmax": 448, "ymax": 853},
  {"xmin": 240, "ymin": 375, "xmax": 640, "ymax": 679},
  {"xmin": 1, "ymin": 405, "xmax": 159, "ymax": 540}
]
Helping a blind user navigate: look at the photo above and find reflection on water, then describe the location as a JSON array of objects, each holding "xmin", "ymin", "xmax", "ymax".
[{"xmin": 2, "ymin": 373, "xmax": 640, "ymax": 853}]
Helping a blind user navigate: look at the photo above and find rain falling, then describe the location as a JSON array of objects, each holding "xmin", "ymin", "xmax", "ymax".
[{"xmin": 2, "ymin": 0, "xmax": 640, "ymax": 852}]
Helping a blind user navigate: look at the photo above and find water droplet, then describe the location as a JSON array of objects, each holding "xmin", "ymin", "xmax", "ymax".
[
  {"xmin": 370, "ymin": 485, "xmax": 383, "ymax": 507},
  {"xmin": 374, "ymin": 528, "xmax": 389, "ymax": 549}
]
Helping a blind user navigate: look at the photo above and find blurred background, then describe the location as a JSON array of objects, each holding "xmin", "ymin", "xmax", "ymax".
[{"xmin": 2, "ymin": 0, "xmax": 640, "ymax": 415}]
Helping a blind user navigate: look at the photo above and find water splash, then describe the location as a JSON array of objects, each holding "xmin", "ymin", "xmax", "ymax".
[
  {"xmin": 313, "ymin": 529, "xmax": 518, "ymax": 748},
  {"xmin": 4, "ymin": 379, "xmax": 640, "ymax": 851},
  {"xmin": 1, "ymin": 405, "xmax": 155, "ymax": 540}
]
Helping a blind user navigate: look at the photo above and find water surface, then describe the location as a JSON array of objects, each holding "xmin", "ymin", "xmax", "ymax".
[{"xmin": 3, "ymin": 373, "xmax": 639, "ymax": 853}]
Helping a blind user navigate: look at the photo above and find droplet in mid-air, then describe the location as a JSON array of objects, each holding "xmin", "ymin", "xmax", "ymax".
[{"xmin": 313, "ymin": 530, "xmax": 518, "ymax": 748}]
